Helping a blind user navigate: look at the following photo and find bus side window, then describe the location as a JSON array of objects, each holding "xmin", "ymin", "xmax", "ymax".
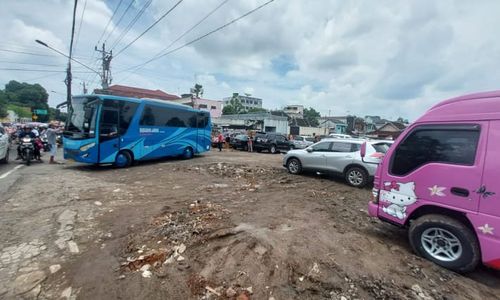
[{"xmin": 119, "ymin": 102, "xmax": 139, "ymax": 135}]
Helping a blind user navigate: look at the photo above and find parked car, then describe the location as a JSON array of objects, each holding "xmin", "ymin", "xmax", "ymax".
[
  {"xmin": 283, "ymin": 138, "xmax": 392, "ymax": 187},
  {"xmin": 230, "ymin": 134, "xmax": 249, "ymax": 151},
  {"xmin": 329, "ymin": 133, "xmax": 352, "ymax": 139},
  {"xmin": 367, "ymin": 90, "xmax": 500, "ymax": 273},
  {"xmin": 0, "ymin": 123, "xmax": 9, "ymax": 164},
  {"xmin": 290, "ymin": 136, "xmax": 314, "ymax": 149},
  {"xmin": 254, "ymin": 132, "xmax": 291, "ymax": 154}
]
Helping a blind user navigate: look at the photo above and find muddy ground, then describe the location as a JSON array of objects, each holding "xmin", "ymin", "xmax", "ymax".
[{"xmin": 1, "ymin": 149, "xmax": 499, "ymax": 299}]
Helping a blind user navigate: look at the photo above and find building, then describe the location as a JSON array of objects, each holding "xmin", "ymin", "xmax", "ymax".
[
  {"xmin": 367, "ymin": 122, "xmax": 407, "ymax": 140},
  {"xmin": 318, "ymin": 117, "xmax": 348, "ymax": 134},
  {"xmin": 170, "ymin": 96, "xmax": 223, "ymax": 118},
  {"xmin": 284, "ymin": 105, "xmax": 304, "ymax": 117},
  {"xmin": 223, "ymin": 94, "xmax": 263, "ymax": 110},
  {"xmin": 96, "ymin": 84, "xmax": 180, "ymax": 101},
  {"xmin": 213, "ymin": 113, "xmax": 288, "ymax": 134}
]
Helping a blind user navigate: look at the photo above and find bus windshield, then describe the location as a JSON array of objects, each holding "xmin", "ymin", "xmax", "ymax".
[{"xmin": 65, "ymin": 96, "xmax": 98, "ymax": 139}]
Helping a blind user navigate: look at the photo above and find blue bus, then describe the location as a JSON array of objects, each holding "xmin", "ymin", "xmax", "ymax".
[{"xmin": 63, "ymin": 94, "xmax": 211, "ymax": 167}]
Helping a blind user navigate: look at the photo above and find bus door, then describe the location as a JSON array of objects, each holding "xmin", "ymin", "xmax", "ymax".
[
  {"xmin": 197, "ymin": 112, "xmax": 208, "ymax": 151},
  {"xmin": 98, "ymin": 102, "xmax": 121, "ymax": 163}
]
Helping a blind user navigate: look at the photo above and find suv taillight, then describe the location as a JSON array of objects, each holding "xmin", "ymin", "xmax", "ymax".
[{"xmin": 371, "ymin": 188, "xmax": 380, "ymax": 204}]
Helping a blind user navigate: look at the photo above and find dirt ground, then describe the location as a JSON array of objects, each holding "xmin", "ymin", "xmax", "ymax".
[{"xmin": 1, "ymin": 149, "xmax": 499, "ymax": 299}]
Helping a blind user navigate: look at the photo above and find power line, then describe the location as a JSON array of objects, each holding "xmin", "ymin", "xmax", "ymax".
[
  {"xmin": 0, "ymin": 48, "xmax": 57, "ymax": 57},
  {"xmin": 114, "ymin": 0, "xmax": 184, "ymax": 58},
  {"xmin": 103, "ymin": 0, "xmax": 135, "ymax": 44},
  {"xmin": 73, "ymin": 0, "xmax": 88, "ymax": 54},
  {"xmin": 0, "ymin": 68, "xmax": 92, "ymax": 73},
  {"xmin": 121, "ymin": 0, "xmax": 230, "ymax": 77},
  {"xmin": 122, "ymin": 0, "xmax": 275, "ymax": 74},
  {"xmin": 97, "ymin": 0, "xmax": 124, "ymax": 46},
  {"xmin": 0, "ymin": 60, "xmax": 65, "ymax": 67},
  {"xmin": 110, "ymin": 0, "xmax": 152, "ymax": 51}
]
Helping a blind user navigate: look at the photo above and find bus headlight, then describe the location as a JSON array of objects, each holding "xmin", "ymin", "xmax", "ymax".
[{"xmin": 80, "ymin": 142, "xmax": 95, "ymax": 152}]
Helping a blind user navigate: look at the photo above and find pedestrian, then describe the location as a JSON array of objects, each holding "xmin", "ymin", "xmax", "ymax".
[
  {"xmin": 46, "ymin": 123, "xmax": 59, "ymax": 164},
  {"xmin": 217, "ymin": 132, "xmax": 224, "ymax": 152},
  {"xmin": 247, "ymin": 131, "xmax": 253, "ymax": 152}
]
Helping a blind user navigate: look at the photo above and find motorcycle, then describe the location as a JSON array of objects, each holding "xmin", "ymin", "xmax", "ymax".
[
  {"xmin": 40, "ymin": 134, "xmax": 50, "ymax": 152},
  {"xmin": 19, "ymin": 137, "xmax": 42, "ymax": 166}
]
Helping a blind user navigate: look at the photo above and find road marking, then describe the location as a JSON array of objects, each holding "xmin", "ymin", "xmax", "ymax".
[{"xmin": 0, "ymin": 165, "xmax": 23, "ymax": 179}]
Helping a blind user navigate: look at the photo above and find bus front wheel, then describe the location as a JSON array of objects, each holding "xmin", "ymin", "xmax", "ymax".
[
  {"xmin": 183, "ymin": 147, "xmax": 194, "ymax": 159},
  {"xmin": 115, "ymin": 151, "xmax": 133, "ymax": 168}
]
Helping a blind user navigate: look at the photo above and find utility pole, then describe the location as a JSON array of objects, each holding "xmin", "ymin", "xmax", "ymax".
[
  {"xmin": 95, "ymin": 43, "xmax": 113, "ymax": 89},
  {"xmin": 67, "ymin": 0, "xmax": 78, "ymax": 110}
]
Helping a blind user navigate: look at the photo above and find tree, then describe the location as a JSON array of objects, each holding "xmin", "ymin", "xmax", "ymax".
[
  {"xmin": 303, "ymin": 107, "xmax": 321, "ymax": 127},
  {"xmin": 0, "ymin": 90, "xmax": 8, "ymax": 118},
  {"xmin": 3, "ymin": 80, "xmax": 50, "ymax": 122},
  {"xmin": 396, "ymin": 117, "xmax": 409, "ymax": 124},
  {"xmin": 191, "ymin": 83, "xmax": 204, "ymax": 98},
  {"xmin": 222, "ymin": 93, "xmax": 245, "ymax": 115}
]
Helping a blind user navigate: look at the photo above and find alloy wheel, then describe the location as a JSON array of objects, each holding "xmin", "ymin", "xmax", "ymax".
[{"xmin": 421, "ymin": 227, "xmax": 463, "ymax": 262}]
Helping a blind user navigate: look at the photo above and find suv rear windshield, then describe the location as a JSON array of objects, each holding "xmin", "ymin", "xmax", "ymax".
[
  {"xmin": 390, "ymin": 125, "xmax": 480, "ymax": 176},
  {"xmin": 372, "ymin": 143, "xmax": 391, "ymax": 153}
]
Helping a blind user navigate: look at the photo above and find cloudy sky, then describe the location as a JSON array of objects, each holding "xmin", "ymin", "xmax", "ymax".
[{"xmin": 1, "ymin": 0, "xmax": 500, "ymax": 120}]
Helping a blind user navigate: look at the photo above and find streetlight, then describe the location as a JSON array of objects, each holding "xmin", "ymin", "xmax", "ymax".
[{"xmin": 35, "ymin": 39, "xmax": 100, "ymax": 110}]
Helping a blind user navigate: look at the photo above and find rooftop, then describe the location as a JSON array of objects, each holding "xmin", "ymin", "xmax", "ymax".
[{"xmin": 104, "ymin": 84, "xmax": 180, "ymax": 101}]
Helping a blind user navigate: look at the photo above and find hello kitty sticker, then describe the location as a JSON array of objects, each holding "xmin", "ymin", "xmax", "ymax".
[{"xmin": 380, "ymin": 181, "xmax": 417, "ymax": 220}]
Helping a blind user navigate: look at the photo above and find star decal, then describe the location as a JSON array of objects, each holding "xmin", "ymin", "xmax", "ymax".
[
  {"xmin": 478, "ymin": 224, "xmax": 495, "ymax": 235},
  {"xmin": 428, "ymin": 185, "xmax": 446, "ymax": 197}
]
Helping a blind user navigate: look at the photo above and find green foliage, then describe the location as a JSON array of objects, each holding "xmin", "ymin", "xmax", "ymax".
[
  {"xmin": 2, "ymin": 80, "xmax": 50, "ymax": 122},
  {"xmin": 396, "ymin": 117, "xmax": 409, "ymax": 124},
  {"xmin": 7, "ymin": 104, "xmax": 32, "ymax": 118},
  {"xmin": 0, "ymin": 90, "xmax": 8, "ymax": 118},
  {"xmin": 49, "ymin": 107, "xmax": 67, "ymax": 122},
  {"xmin": 192, "ymin": 83, "xmax": 204, "ymax": 98},
  {"xmin": 222, "ymin": 93, "xmax": 245, "ymax": 115},
  {"xmin": 247, "ymin": 107, "xmax": 268, "ymax": 113},
  {"xmin": 303, "ymin": 107, "xmax": 321, "ymax": 127}
]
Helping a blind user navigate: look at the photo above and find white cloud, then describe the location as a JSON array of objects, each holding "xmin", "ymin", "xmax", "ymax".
[{"xmin": 1, "ymin": 0, "xmax": 500, "ymax": 121}]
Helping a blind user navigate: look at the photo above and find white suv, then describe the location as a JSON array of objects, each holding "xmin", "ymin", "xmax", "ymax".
[{"xmin": 0, "ymin": 124, "xmax": 9, "ymax": 164}]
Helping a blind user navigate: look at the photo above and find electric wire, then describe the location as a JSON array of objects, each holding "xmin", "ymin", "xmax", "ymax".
[
  {"xmin": 110, "ymin": 0, "xmax": 152, "ymax": 51},
  {"xmin": 120, "ymin": 0, "xmax": 275, "ymax": 78},
  {"xmin": 73, "ymin": 0, "xmax": 88, "ymax": 55},
  {"xmin": 103, "ymin": 0, "xmax": 135, "ymax": 44},
  {"xmin": 114, "ymin": 0, "xmax": 184, "ymax": 58}
]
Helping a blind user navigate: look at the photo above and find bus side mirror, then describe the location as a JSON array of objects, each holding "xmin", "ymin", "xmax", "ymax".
[{"xmin": 360, "ymin": 142, "xmax": 367, "ymax": 158}]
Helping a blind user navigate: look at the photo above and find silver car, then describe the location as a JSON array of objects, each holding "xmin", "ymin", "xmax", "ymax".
[
  {"xmin": 290, "ymin": 136, "xmax": 314, "ymax": 149},
  {"xmin": 0, "ymin": 124, "xmax": 9, "ymax": 164},
  {"xmin": 283, "ymin": 138, "xmax": 392, "ymax": 187}
]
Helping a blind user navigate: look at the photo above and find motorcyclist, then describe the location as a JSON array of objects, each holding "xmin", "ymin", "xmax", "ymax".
[{"xmin": 16, "ymin": 125, "xmax": 41, "ymax": 161}]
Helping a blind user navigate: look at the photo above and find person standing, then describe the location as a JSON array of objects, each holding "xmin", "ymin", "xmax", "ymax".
[
  {"xmin": 247, "ymin": 131, "xmax": 253, "ymax": 152},
  {"xmin": 217, "ymin": 132, "xmax": 224, "ymax": 152},
  {"xmin": 46, "ymin": 123, "xmax": 59, "ymax": 164}
]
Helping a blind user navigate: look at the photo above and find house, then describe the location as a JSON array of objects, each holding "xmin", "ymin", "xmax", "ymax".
[
  {"xmin": 284, "ymin": 105, "xmax": 304, "ymax": 117},
  {"xmin": 223, "ymin": 94, "xmax": 263, "ymax": 110},
  {"xmin": 213, "ymin": 113, "xmax": 288, "ymax": 134},
  {"xmin": 170, "ymin": 96, "xmax": 223, "ymax": 118},
  {"xmin": 367, "ymin": 122, "xmax": 407, "ymax": 139},
  {"xmin": 318, "ymin": 117, "xmax": 348, "ymax": 134},
  {"xmin": 95, "ymin": 84, "xmax": 180, "ymax": 101}
]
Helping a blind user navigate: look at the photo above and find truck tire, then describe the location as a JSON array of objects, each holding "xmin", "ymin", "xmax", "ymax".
[
  {"xmin": 409, "ymin": 214, "xmax": 480, "ymax": 273},
  {"xmin": 345, "ymin": 166, "xmax": 368, "ymax": 188}
]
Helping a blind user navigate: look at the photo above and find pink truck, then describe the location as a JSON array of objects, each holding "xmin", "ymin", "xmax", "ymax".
[{"xmin": 365, "ymin": 90, "xmax": 500, "ymax": 273}]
